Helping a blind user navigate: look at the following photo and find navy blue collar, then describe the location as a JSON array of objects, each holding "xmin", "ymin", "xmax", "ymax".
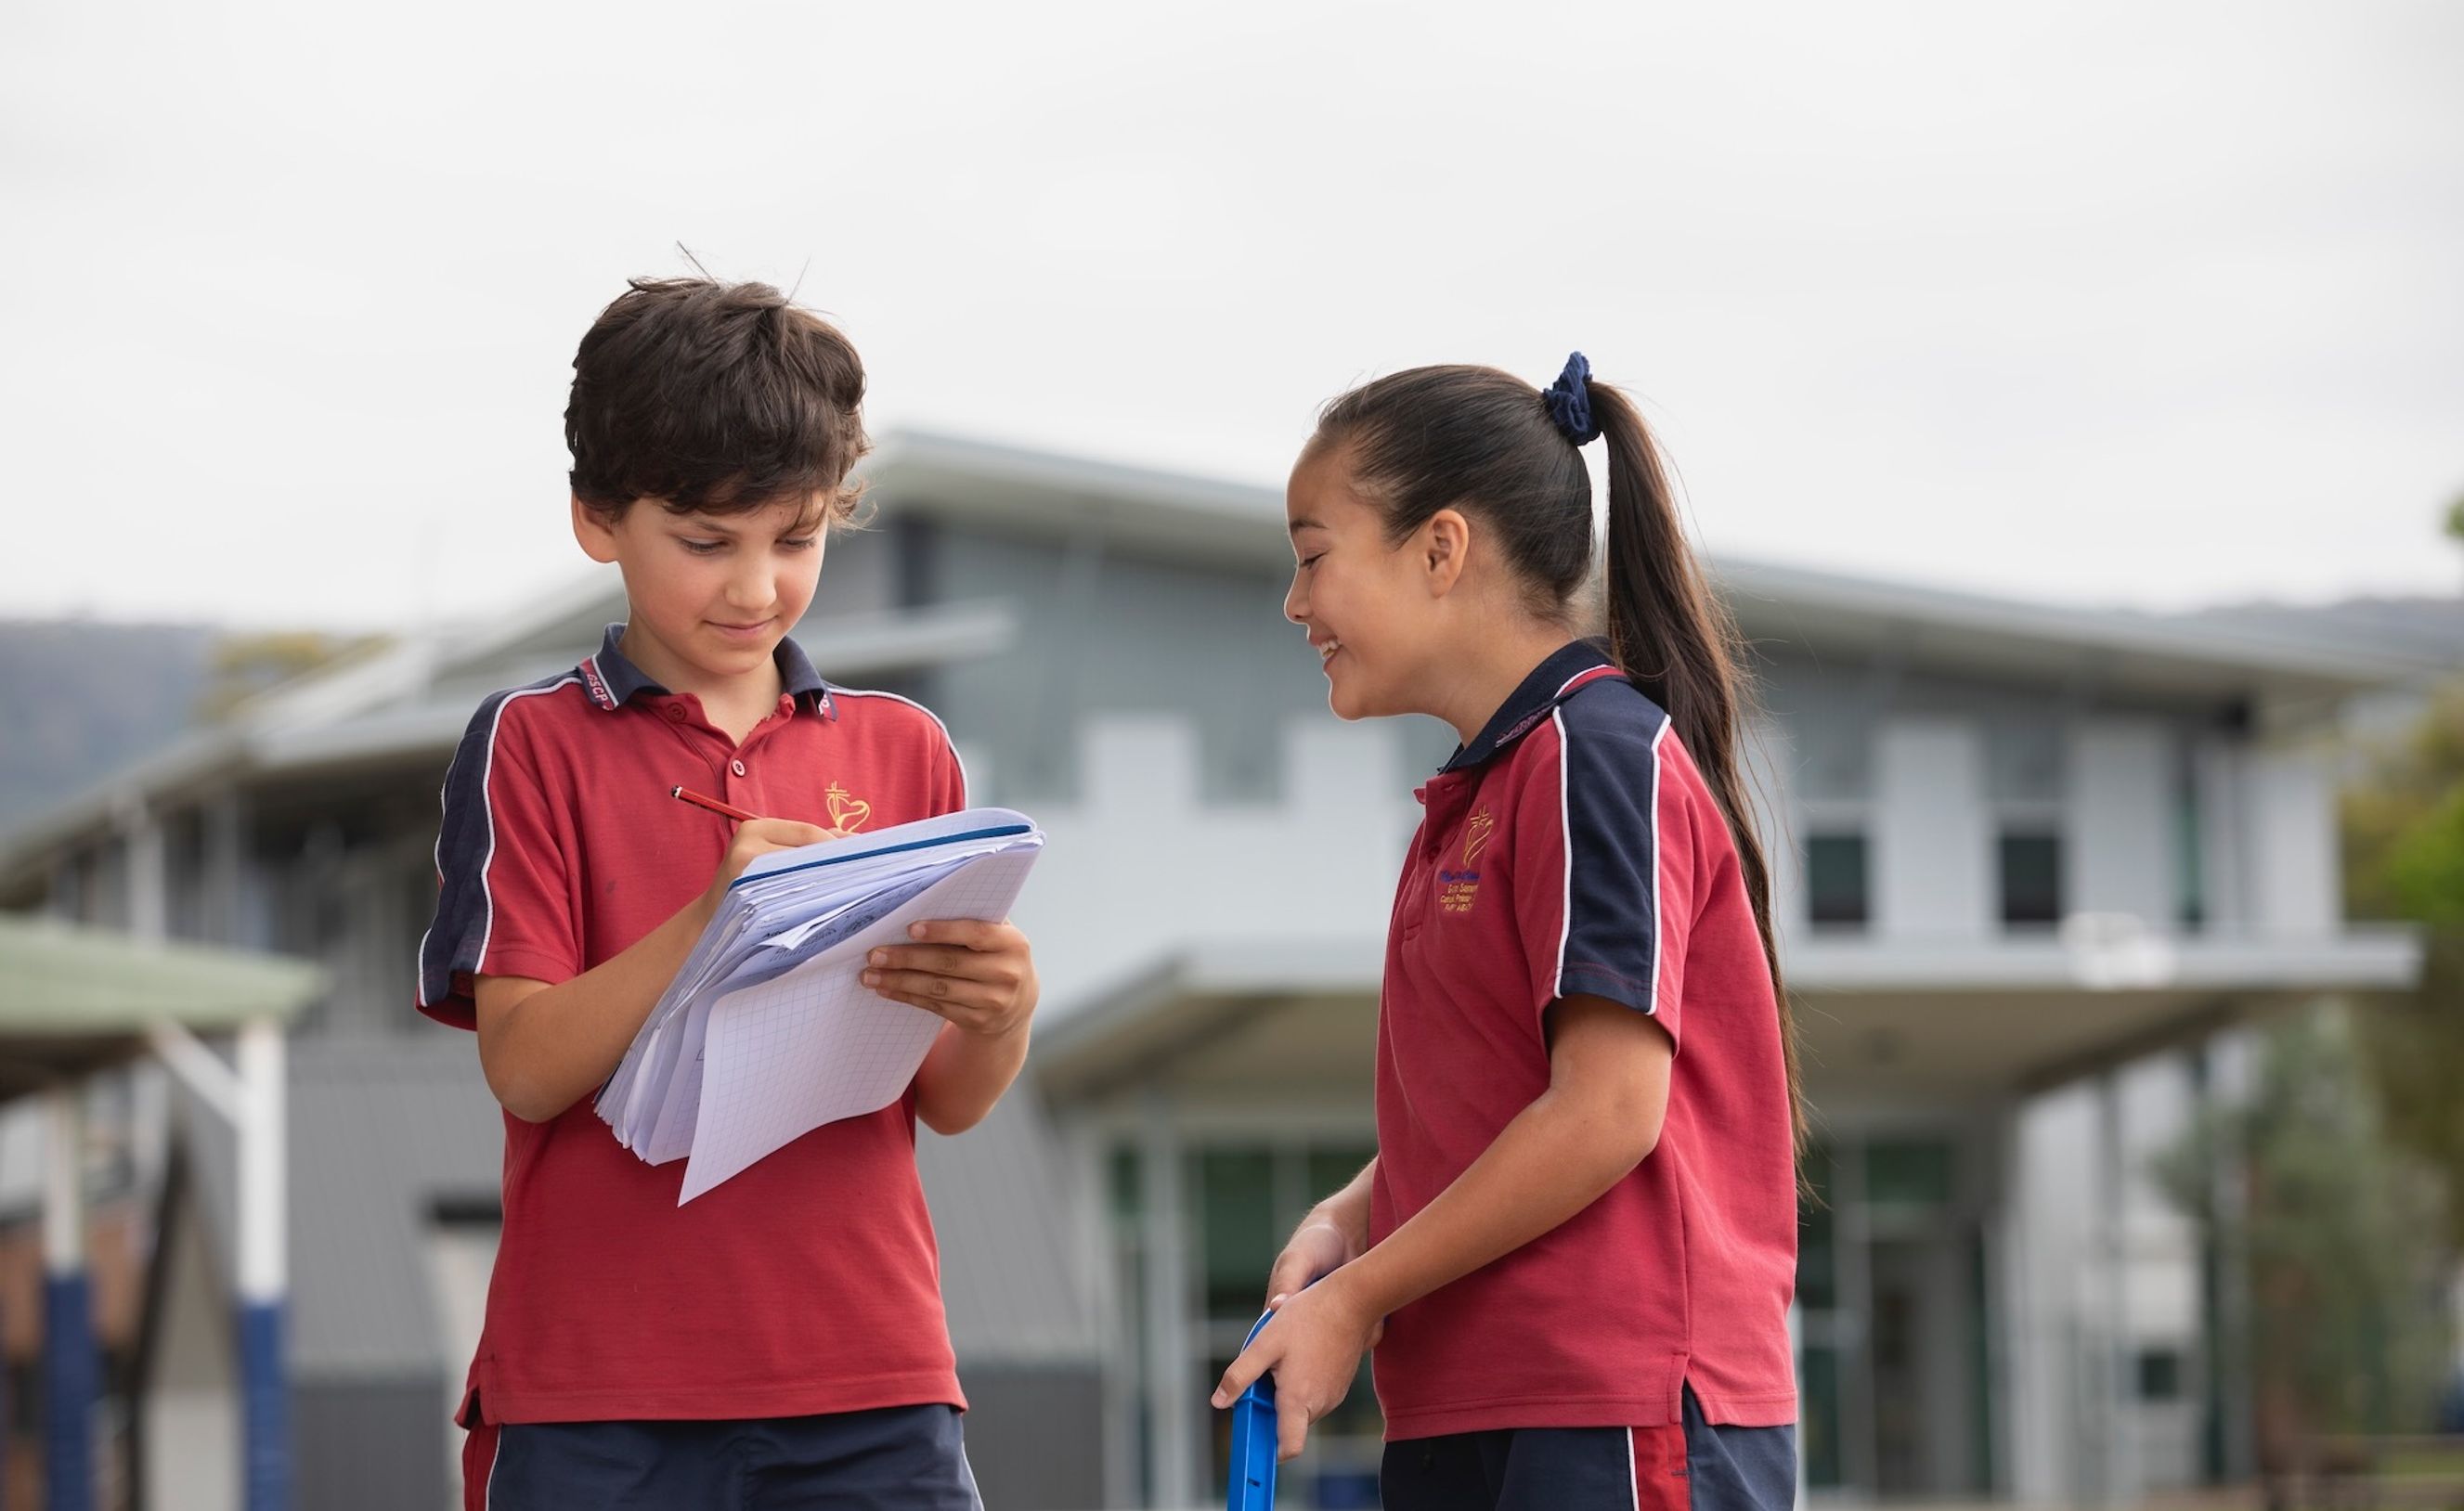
[
  {"xmin": 577, "ymin": 623, "xmax": 833, "ymax": 716},
  {"xmin": 1440, "ymin": 640, "xmax": 1622, "ymax": 774}
]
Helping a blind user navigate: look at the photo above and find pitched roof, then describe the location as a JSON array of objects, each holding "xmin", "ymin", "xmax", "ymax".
[{"xmin": 0, "ymin": 915, "xmax": 322, "ymax": 1083}]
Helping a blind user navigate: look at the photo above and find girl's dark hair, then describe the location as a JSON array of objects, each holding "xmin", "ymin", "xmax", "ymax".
[
  {"xmin": 1314, "ymin": 363, "xmax": 1807, "ymax": 1161},
  {"xmin": 566, "ymin": 278, "xmax": 870, "ymax": 523}
]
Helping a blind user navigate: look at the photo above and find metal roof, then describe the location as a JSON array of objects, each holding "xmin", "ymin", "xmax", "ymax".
[
  {"xmin": 0, "ymin": 915, "xmax": 324, "ymax": 1087},
  {"xmin": 5, "ymin": 428, "xmax": 2445, "ymax": 882}
]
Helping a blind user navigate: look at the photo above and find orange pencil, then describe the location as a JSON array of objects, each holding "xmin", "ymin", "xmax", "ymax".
[{"xmin": 671, "ymin": 786, "xmax": 761, "ymax": 823}]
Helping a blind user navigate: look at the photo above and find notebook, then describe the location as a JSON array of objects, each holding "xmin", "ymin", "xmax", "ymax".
[{"xmin": 596, "ymin": 807, "xmax": 1044, "ymax": 1203}]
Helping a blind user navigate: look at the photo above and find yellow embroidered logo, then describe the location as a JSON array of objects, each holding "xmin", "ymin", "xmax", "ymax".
[
  {"xmin": 1442, "ymin": 806, "xmax": 1493, "ymax": 913},
  {"xmin": 825, "ymin": 782, "xmax": 873, "ymax": 832},
  {"xmin": 1462, "ymin": 807, "xmax": 1496, "ymax": 868}
]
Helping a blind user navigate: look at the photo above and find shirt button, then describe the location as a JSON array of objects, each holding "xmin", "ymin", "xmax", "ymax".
[
  {"xmin": 731, "ymin": 759, "xmax": 747, "ymax": 777},
  {"xmin": 664, "ymin": 705, "xmax": 686, "ymax": 724}
]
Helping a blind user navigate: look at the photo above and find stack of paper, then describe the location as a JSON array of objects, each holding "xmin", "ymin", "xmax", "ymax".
[{"xmin": 597, "ymin": 807, "xmax": 1044, "ymax": 1203}]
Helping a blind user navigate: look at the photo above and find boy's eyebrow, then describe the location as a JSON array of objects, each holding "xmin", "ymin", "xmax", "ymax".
[
  {"xmin": 1288, "ymin": 517, "xmax": 1325, "ymax": 535},
  {"xmin": 673, "ymin": 516, "xmax": 743, "ymax": 536}
]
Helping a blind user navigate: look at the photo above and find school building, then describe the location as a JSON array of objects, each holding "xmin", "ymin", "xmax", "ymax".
[{"xmin": 0, "ymin": 431, "xmax": 2438, "ymax": 1509}]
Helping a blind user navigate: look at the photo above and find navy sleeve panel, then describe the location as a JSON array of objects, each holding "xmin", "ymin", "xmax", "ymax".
[
  {"xmin": 415, "ymin": 676, "xmax": 583, "ymax": 1029},
  {"xmin": 1512, "ymin": 687, "xmax": 1695, "ymax": 1044}
]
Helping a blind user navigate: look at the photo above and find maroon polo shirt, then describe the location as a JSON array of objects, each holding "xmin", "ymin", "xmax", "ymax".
[
  {"xmin": 416, "ymin": 624, "xmax": 968, "ymax": 1426},
  {"xmin": 1370, "ymin": 642, "xmax": 1799, "ymax": 1438}
]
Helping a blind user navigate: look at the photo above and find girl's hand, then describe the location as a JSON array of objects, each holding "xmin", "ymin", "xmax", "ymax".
[
  {"xmin": 1265, "ymin": 1220, "xmax": 1355, "ymax": 1308},
  {"xmin": 862, "ymin": 920, "xmax": 1039, "ymax": 1038},
  {"xmin": 1210, "ymin": 1275, "xmax": 1381, "ymax": 1463}
]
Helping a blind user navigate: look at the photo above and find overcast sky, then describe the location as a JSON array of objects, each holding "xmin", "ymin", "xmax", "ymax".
[{"xmin": 6, "ymin": 1, "xmax": 2459, "ymax": 631}]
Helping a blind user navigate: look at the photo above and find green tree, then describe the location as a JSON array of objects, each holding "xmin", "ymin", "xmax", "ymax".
[
  {"xmin": 192, "ymin": 630, "xmax": 386, "ymax": 724},
  {"xmin": 2342, "ymin": 684, "xmax": 2464, "ymax": 1244},
  {"xmin": 2154, "ymin": 1007, "xmax": 2452, "ymax": 1460}
]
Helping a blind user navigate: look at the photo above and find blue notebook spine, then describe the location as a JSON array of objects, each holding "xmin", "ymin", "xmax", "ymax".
[
  {"xmin": 1226, "ymin": 1310, "xmax": 1277, "ymax": 1511},
  {"xmin": 728, "ymin": 822, "xmax": 1034, "ymax": 889}
]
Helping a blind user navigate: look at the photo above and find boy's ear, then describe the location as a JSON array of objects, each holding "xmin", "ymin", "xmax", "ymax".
[
  {"xmin": 571, "ymin": 495, "xmax": 621, "ymax": 564},
  {"xmin": 1420, "ymin": 508, "xmax": 1472, "ymax": 598}
]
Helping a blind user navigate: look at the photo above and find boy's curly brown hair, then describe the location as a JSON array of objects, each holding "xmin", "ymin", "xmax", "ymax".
[{"xmin": 565, "ymin": 278, "xmax": 869, "ymax": 524}]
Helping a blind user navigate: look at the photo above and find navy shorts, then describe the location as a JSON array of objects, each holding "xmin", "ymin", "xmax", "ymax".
[
  {"xmin": 1381, "ymin": 1386, "xmax": 1796, "ymax": 1511},
  {"xmin": 465, "ymin": 1404, "xmax": 980, "ymax": 1511}
]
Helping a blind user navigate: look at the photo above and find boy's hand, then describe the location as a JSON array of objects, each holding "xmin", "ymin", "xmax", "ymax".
[
  {"xmin": 701, "ymin": 820, "xmax": 845, "ymax": 913},
  {"xmin": 1210, "ymin": 1273, "xmax": 1381, "ymax": 1463},
  {"xmin": 862, "ymin": 920, "xmax": 1039, "ymax": 1038}
]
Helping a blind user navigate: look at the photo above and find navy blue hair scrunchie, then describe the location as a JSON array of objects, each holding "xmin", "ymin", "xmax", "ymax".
[{"xmin": 1541, "ymin": 351, "xmax": 1600, "ymax": 446}]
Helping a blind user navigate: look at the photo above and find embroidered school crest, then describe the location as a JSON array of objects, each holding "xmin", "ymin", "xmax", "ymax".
[
  {"xmin": 1462, "ymin": 807, "xmax": 1496, "ymax": 868},
  {"xmin": 1442, "ymin": 806, "xmax": 1493, "ymax": 913},
  {"xmin": 825, "ymin": 781, "xmax": 873, "ymax": 832}
]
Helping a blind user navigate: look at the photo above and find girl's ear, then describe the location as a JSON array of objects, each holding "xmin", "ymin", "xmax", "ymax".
[
  {"xmin": 572, "ymin": 495, "xmax": 622, "ymax": 564},
  {"xmin": 1420, "ymin": 508, "xmax": 1472, "ymax": 598}
]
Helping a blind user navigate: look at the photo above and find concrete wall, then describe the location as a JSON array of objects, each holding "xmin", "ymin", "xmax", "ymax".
[
  {"xmin": 2244, "ymin": 747, "xmax": 2339, "ymax": 936},
  {"xmin": 924, "ymin": 525, "xmax": 1451, "ymax": 806},
  {"xmin": 993, "ymin": 716, "xmax": 1420, "ymax": 1014},
  {"xmin": 2066, "ymin": 719, "xmax": 2175, "ymax": 926},
  {"xmin": 961, "ymin": 1363, "xmax": 1109, "ymax": 1511},
  {"xmin": 294, "ymin": 1377, "xmax": 449, "ymax": 1511},
  {"xmin": 1874, "ymin": 717, "xmax": 1993, "ymax": 938},
  {"xmin": 140, "ymin": 1191, "xmax": 237, "ymax": 1511}
]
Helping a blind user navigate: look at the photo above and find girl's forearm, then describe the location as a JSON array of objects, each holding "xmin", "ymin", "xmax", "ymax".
[
  {"xmin": 1329, "ymin": 1090, "xmax": 1653, "ymax": 1320},
  {"xmin": 1306, "ymin": 1156, "xmax": 1379, "ymax": 1259}
]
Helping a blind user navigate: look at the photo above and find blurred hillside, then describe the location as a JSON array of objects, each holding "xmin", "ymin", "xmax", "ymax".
[
  {"xmin": 0, "ymin": 620, "xmax": 217, "ymax": 833},
  {"xmin": 0, "ymin": 621, "xmax": 377, "ymax": 836}
]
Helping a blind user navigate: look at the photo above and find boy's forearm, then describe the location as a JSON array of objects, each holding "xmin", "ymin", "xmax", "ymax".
[
  {"xmin": 477, "ymin": 896, "xmax": 712, "ymax": 1122},
  {"xmin": 1328, "ymin": 1092, "xmax": 1645, "ymax": 1322},
  {"xmin": 912, "ymin": 1022, "xmax": 1031, "ymax": 1135}
]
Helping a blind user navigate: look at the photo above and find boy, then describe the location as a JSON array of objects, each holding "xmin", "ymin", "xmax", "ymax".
[{"xmin": 416, "ymin": 278, "xmax": 1036, "ymax": 1509}]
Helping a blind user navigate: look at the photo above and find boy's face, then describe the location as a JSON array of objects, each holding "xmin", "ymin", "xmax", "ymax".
[{"xmin": 572, "ymin": 492, "xmax": 827, "ymax": 691}]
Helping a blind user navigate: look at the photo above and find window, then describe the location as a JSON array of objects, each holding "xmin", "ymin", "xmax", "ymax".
[
  {"xmin": 1800, "ymin": 1344, "xmax": 1845, "ymax": 1489},
  {"xmin": 2175, "ymin": 751, "xmax": 2207, "ymax": 930},
  {"xmin": 1997, "ymin": 832, "xmax": 2062, "ymax": 926},
  {"xmin": 1863, "ymin": 1137, "xmax": 1955, "ymax": 1209},
  {"xmin": 2137, "ymin": 1348, "xmax": 2185, "ymax": 1401},
  {"xmin": 1807, "ymin": 833, "xmax": 1870, "ymax": 928},
  {"xmin": 1798, "ymin": 1145, "xmax": 1836, "ymax": 1311},
  {"xmin": 1182, "ymin": 1137, "xmax": 1382, "ymax": 1502},
  {"xmin": 1196, "ymin": 1149, "xmax": 1277, "ymax": 1317}
]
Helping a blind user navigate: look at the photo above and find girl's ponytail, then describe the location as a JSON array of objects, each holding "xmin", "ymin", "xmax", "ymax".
[{"xmin": 1585, "ymin": 377, "xmax": 1809, "ymax": 1166}]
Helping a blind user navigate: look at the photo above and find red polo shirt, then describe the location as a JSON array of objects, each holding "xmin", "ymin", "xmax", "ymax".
[
  {"xmin": 1369, "ymin": 641, "xmax": 1798, "ymax": 1438},
  {"xmin": 416, "ymin": 624, "xmax": 968, "ymax": 1426}
]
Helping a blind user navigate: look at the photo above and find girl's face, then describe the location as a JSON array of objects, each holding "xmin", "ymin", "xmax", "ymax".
[{"xmin": 1282, "ymin": 442, "xmax": 1450, "ymax": 721}]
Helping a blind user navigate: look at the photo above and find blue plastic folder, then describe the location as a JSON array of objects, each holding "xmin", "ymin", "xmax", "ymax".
[
  {"xmin": 595, "ymin": 807, "xmax": 1044, "ymax": 1202},
  {"xmin": 1226, "ymin": 1308, "xmax": 1279, "ymax": 1511}
]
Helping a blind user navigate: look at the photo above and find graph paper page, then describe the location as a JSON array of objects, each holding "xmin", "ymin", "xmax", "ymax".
[{"xmin": 677, "ymin": 846, "xmax": 1039, "ymax": 1203}]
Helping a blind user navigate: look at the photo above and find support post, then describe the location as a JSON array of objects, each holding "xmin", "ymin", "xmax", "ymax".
[
  {"xmin": 1139, "ymin": 1093, "xmax": 1191, "ymax": 1507},
  {"xmin": 2098, "ymin": 1071, "xmax": 2140, "ymax": 1508},
  {"xmin": 237, "ymin": 1017, "xmax": 289, "ymax": 1511},
  {"xmin": 42, "ymin": 1088, "xmax": 93, "ymax": 1511}
]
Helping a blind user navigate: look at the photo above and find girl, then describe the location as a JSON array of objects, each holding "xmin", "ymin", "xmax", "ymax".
[{"xmin": 1211, "ymin": 355, "xmax": 1801, "ymax": 1510}]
